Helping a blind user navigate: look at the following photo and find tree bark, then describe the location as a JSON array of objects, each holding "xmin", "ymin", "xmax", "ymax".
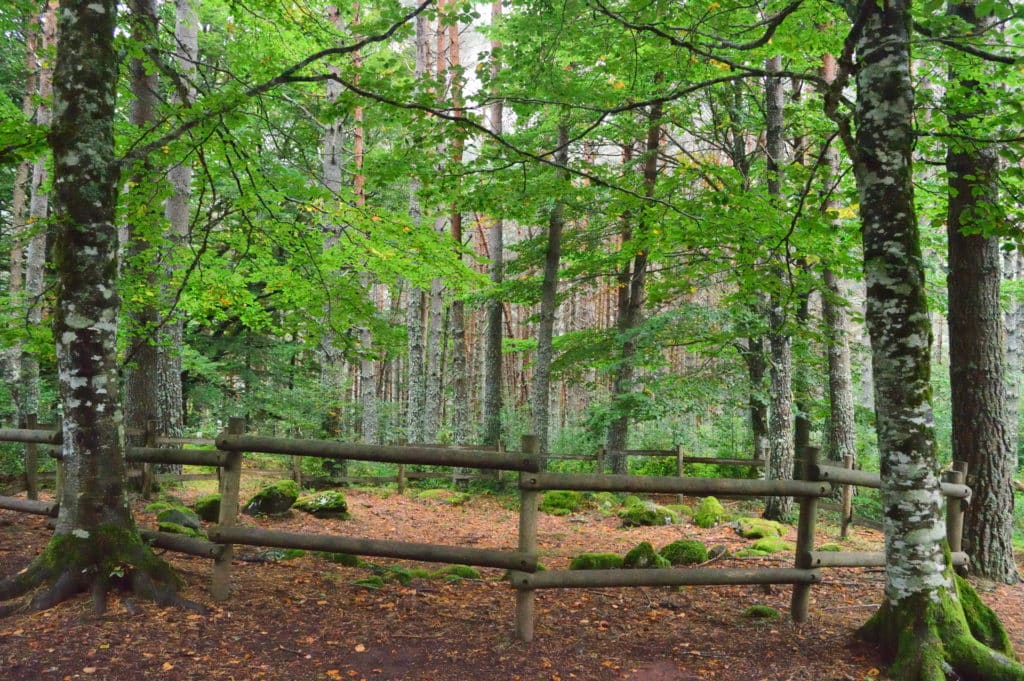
[
  {"xmin": 530, "ymin": 124, "xmax": 569, "ymax": 456},
  {"xmin": 945, "ymin": 0, "xmax": 1017, "ymax": 583},
  {"xmin": 848, "ymin": 2, "xmax": 1021, "ymax": 677},
  {"xmin": 742, "ymin": 338, "xmax": 770, "ymax": 467}
]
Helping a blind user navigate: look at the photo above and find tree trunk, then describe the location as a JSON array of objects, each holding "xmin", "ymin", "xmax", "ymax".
[
  {"xmin": 607, "ymin": 98, "xmax": 660, "ymax": 475},
  {"xmin": 848, "ymin": 3, "xmax": 1021, "ymax": 677},
  {"xmin": 156, "ymin": 0, "xmax": 199, "ymax": 457},
  {"xmin": 530, "ymin": 124, "xmax": 569, "ymax": 456},
  {"xmin": 481, "ymin": 0, "xmax": 504, "ymax": 448},
  {"xmin": 0, "ymin": 0, "xmax": 196, "ymax": 617},
  {"xmin": 1004, "ymin": 248, "xmax": 1022, "ymax": 454},
  {"xmin": 762, "ymin": 54, "xmax": 794, "ymax": 522},
  {"xmin": 425, "ymin": 266, "xmax": 445, "ymax": 442},
  {"xmin": 945, "ymin": 0, "xmax": 1017, "ymax": 583},
  {"xmin": 742, "ymin": 338, "xmax": 770, "ymax": 467}
]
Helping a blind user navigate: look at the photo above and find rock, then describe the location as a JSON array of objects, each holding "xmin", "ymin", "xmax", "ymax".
[
  {"xmin": 750, "ymin": 537, "xmax": 795, "ymax": 554},
  {"xmin": 243, "ymin": 479, "xmax": 300, "ymax": 516},
  {"xmin": 293, "ymin": 490, "xmax": 349, "ymax": 519},
  {"xmin": 158, "ymin": 521, "xmax": 205, "ymax": 538},
  {"xmin": 693, "ymin": 496, "xmax": 725, "ymax": 528},
  {"xmin": 659, "ymin": 540, "xmax": 708, "ymax": 565},
  {"xmin": 618, "ymin": 501, "xmax": 679, "ymax": 527},
  {"xmin": 194, "ymin": 494, "xmax": 221, "ymax": 522},
  {"xmin": 156, "ymin": 507, "xmax": 202, "ymax": 531},
  {"xmin": 539, "ymin": 490, "xmax": 585, "ymax": 515}
]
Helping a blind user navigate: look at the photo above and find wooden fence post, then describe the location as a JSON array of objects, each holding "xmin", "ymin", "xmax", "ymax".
[
  {"xmin": 790, "ymin": 446, "xmax": 819, "ymax": 623},
  {"xmin": 24, "ymin": 413, "xmax": 38, "ymax": 501},
  {"xmin": 944, "ymin": 461, "xmax": 968, "ymax": 557},
  {"xmin": 595, "ymin": 446, "xmax": 605, "ymax": 474},
  {"xmin": 839, "ymin": 453, "xmax": 854, "ymax": 539},
  {"xmin": 676, "ymin": 445, "xmax": 686, "ymax": 503},
  {"xmin": 212, "ymin": 417, "xmax": 245, "ymax": 600},
  {"xmin": 516, "ymin": 434, "xmax": 540, "ymax": 642}
]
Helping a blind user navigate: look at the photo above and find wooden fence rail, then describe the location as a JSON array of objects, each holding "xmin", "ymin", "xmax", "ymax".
[{"xmin": 0, "ymin": 421, "xmax": 969, "ymax": 645}]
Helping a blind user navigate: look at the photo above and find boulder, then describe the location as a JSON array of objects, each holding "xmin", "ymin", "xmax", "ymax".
[
  {"xmin": 693, "ymin": 496, "xmax": 725, "ymax": 528},
  {"xmin": 659, "ymin": 540, "xmax": 708, "ymax": 565},
  {"xmin": 624, "ymin": 541, "xmax": 670, "ymax": 569},
  {"xmin": 194, "ymin": 494, "xmax": 221, "ymax": 522},
  {"xmin": 293, "ymin": 490, "xmax": 349, "ymax": 519},
  {"xmin": 569, "ymin": 553, "xmax": 624, "ymax": 570},
  {"xmin": 243, "ymin": 479, "xmax": 300, "ymax": 516},
  {"xmin": 539, "ymin": 490, "xmax": 585, "ymax": 515},
  {"xmin": 156, "ymin": 506, "xmax": 202, "ymax": 531},
  {"xmin": 735, "ymin": 517, "xmax": 787, "ymax": 539},
  {"xmin": 618, "ymin": 501, "xmax": 678, "ymax": 527}
]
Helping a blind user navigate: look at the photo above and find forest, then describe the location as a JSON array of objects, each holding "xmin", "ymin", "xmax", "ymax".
[{"xmin": 1, "ymin": 0, "xmax": 1024, "ymax": 679}]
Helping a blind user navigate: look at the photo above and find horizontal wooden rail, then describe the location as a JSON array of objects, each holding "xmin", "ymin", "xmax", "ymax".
[
  {"xmin": 604, "ymin": 450, "xmax": 764, "ymax": 467},
  {"xmin": 812, "ymin": 464, "xmax": 970, "ymax": 499},
  {"xmin": 686, "ymin": 457, "xmax": 766, "ymax": 468},
  {"xmin": 140, "ymin": 530, "xmax": 224, "ymax": 558},
  {"xmin": 125, "ymin": 447, "xmax": 228, "ymax": 467},
  {"xmin": 154, "ymin": 437, "xmax": 216, "ymax": 447},
  {"xmin": 508, "ymin": 567, "xmax": 821, "ymax": 590},
  {"xmin": 0, "ymin": 428, "xmax": 60, "ymax": 445},
  {"xmin": 806, "ymin": 550, "xmax": 969, "ymax": 569},
  {"xmin": 0, "ymin": 495, "xmax": 58, "ymax": 516},
  {"xmin": 521, "ymin": 472, "xmax": 831, "ymax": 498},
  {"xmin": 215, "ymin": 435, "xmax": 540, "ymax": 472},
  {"xmin": 208, "ymin": 525, "xmax": 538, "ymax": 572}
]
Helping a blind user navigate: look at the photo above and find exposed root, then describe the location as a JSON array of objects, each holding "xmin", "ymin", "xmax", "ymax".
[
  {"xmin": 860, "ymin": 577, "xmax": 1024, "ymax": 681},
  {"xmin": 0, "ymin": 528, "xmax": 209, "ymax": 619}
]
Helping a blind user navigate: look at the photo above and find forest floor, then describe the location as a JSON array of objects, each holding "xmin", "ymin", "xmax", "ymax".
[{"xmin": 2, "ymin": 479, "xmax": 1024, "ymax": 681}]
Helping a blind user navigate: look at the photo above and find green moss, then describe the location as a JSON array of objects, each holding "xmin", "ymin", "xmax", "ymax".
[
  {"xmin": 693, "ymin": 497, "xmax": 725, "ymax": 528},
  {"xmin": 664, "ymin": 504, "xmax": 693, "ymax": 518},
  {"xmin": 433, "ymin": 564, "xmax": 481, "ymax": 580},
  {"xmin": 540, "ymin": 490, "xmax": 585, "ymax": 515},
  {"xmin": 45, "ymin": 525, "xmax": 180, "ymax": 589},
  {"xmin": 624, "ymin": 542, "xmax": 670, "ymax": 569},
  {"xmin": 353, "ymin": 576, "xmax": 385, "ymax": 589},
  {"xmin": 569, "ymin": 553, "xmax": 624, "ymax": 570},
  {"xmin": 955, "ymin": 575, "xmax": 1014, "ymax": 655},
  {"xmin": 818, "ymin": 543, "xmax": 842, "ymax": 552},
  {"xmin": 659, "ymin": 540, "xmax": 708, "ymax": 565},
  {"xmin": 292, "ymin": 491, "xmax": 349, "ymax": 519},
  {"xmin": 735, "ymin": 548, "xmax": 771, "ymax": 558},
  {"xmin": 144, "ymin": 501, "xmax": 176, "ymax": 514},
  {"xmin": 243, "ymin": 479, "xmax": 300, "ymax": 516},
  {"xmin": 735, "ymin": 517, "xmax": 786, "ymax": 539},
  {"xmin": 156, "ymin": 507, "xmax": 201, "ymax": 531},
  {"xmin": 316, "ymin": 551, "xmax": 361, "ymax": 567},
  {"xmin": 157, "ymin": 521, "xmax": 205, "ymax": 538},
  {"xmin": 618, "ymin": 502, "xmax": 678, "ymax": 527},
  {"xmin": 193, "ymin": 494, "xmax": 221, "ymax": 522},
  {"xmin": 743, "ymin": 605, "xmax": 780, "ymax": 619},
  {"xmin": 590, "ymin": 492, "xmax": 621, "ymax": 513},
  {"xmin": 751, "ymin": 537, "xmax": 794, "ymax": 554}
]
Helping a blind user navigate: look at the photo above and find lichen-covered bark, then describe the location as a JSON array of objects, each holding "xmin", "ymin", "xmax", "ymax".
[
  {"xmin": 945, "ymin": 0, "xmax": 1018, "ymax": 585},
  {"xmin": 848, "ymin": 2, "xmax": 1022, "ymax": 677},
  {"xmin": 823, "ymin": 269, "xmax": 857, "ymax": 467}
]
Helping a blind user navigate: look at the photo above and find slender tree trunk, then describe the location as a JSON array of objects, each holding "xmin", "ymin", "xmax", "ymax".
[
  {"xmin": 762, "ymin": 54, "xmax": 794, "ymax": 522},
  {"xmin": 481, "ymin": 0, "xmax": 504, "ymax": 448},
  {"xmin": 425, "ymin": 263, "xmax": 445, "ymax": 442},
  {"xmin": 530, "ymin": 124, "xmax": 569, "ymax": 456},
  {"xmin": 607, "ymin": 97, "xmax": 661, "ymax": 475},
  {"xmin": 849, "ymin": 3, "xmax": 1021, "ymax": 677},
  {"xmin": 21, "ymin": 2, "xmax": 57, "ymax": 421},
  {"xmin": 1004, "ymin": 249, "xmax": 1023, "ymax": 453},
  {"xmin": 945, "ymin": 0, "xmax": 1017, "ymax": 582},
  {"xmin": 157, "ymin": 0, "xmax": 199, "ymax": 452},
  {"xmin": 742, "ymin": 338, "xmax": 770, "ymax": 466}
]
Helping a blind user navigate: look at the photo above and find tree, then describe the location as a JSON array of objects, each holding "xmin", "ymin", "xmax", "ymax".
[
  {"xmin": 0, "ymin": 0, "xmax": 197, "ymax": 615},
  {"xmin": 839, "ymin": 1, "xmax": 1023, "ymax": 677},
  {"xmin": 945, "ymin": 0, "xmax": 1018, "ymax": 584}
]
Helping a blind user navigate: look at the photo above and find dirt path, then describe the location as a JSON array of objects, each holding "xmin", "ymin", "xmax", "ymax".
[{"xmin": 2, "ymin": 487, "xmax": 1023, "ymax": 680}]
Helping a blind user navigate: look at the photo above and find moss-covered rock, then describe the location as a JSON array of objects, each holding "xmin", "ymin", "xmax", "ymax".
[
  {"xmin": 143, "ymin": 501, "xmax": 176, "ymax": 514},
  {"xmin": 735, "ymin": 547, "xmax": 772, "ymax": 558},
  {"xmin": 618, "ymin": 501, "xmax": 678, "ymax": 527},
  {"xmin": 735, "ymin": 517, "xmax": 786, "ymax": 539},
  {"xmin": 751, "ymin": 537, "xmax": 795, "ymax": 554},
  {"xmin": 624, "ymin": 542, "xmax": 670, "ymax": 569},
  {"xmin": 743, "ymin": 605, "xmax": 780, "ymax": 619},
  {"xmin": 659, "ymin": 540, "xmax": 708, "ymax": 565},
  {"xmin": 317, "ymin": 551, "xmax": 361, "ymax": 567},
  {"xmin": 590, "ymin": 492, "xmax": 621, "ymax": 513},
  {"xmin": 157, "ymin": 521, "xmax": 205, "ymax": 538},
  {"xmin": 193, "ymin": 494, "xmax": 221, "ymax": 522},
  {"xmin": 243, "ymin": 480, "xmax": 300, "ymax": 516},
  {"xmin": 292, "ymin": 490, "xmax": 349, "ymax": 519},
  {"xmin": 622, "ymin": 495, "xmax": 645, "ymax": 508},
  {"xmin": 540, "ymin": 490, "xmax": 585, "ymax": 515},
  {"xmin": 156, "ymin": 507, "xmax": 202, "ymax": 531},
  {"xmin": 664, "ymin": 504, "xmax": 693, "ymax": 519},
  {"xmin": 569, "ymin": 553, "xmax": 624, "ymax": 570},
  {"xmin": 693, "ymin": 497, "xmax": 725, "ymax": 528}
]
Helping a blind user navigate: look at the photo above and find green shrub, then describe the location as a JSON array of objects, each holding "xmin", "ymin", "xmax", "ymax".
[
  {"xmin": 623, "ymin": 542, "xmax": 670, "ymax": 569},
  {"xmin": 569, "ymin": 553, "xmax": 624, "ymax": 570},
  {"xmin": 693, "ymin": 497, "xmax": 725, "ymax": 528},
  {"xmin": 540, "ymin": 490, "xmax": 585, "ymax": 515},
  {"xmin": 659, "ymin": 540, "xmax": 708, "ymax": 565}
]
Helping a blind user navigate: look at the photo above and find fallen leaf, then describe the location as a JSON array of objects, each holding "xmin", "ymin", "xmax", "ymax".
[
  {"xmin": 83, "ymin": 668, "xmax": 97, "ymax": 674},
  {"xmin": 162, "ymin": 662, "xmax": 174, "ymax": 671},
  {"xmin": 354, "ymin": 644, "xmax": 366, "ymax": 653}
]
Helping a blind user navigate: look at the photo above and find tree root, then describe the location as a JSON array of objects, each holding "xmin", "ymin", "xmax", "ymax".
[
  {"xmin": 0, "ymin": 530, "xmax": 209, "ymax": 618},
  {"xmin": 861, "ymin": 577, "xmax": 1024, "ymax": 681}
]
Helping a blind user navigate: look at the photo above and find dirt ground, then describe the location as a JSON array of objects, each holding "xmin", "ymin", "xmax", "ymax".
[{"xmin": 2, "ymin": 484, "xmax": 1024, "ymax": 681}]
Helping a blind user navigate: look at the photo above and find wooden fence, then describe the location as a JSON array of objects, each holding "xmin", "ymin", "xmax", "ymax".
[{"xmin": 0, "ymin": 420, "xmax": 969, "ymax": 643}]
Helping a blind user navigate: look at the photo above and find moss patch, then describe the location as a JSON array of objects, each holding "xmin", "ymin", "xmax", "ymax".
[
  {"xmin": 569, "ymin": 553, "xmax": 624, "ymax": 570},
  {"xmin": 624, "ymin": 542, "xmax": 670, "ymax": 569},
  {"xmin": 751, "ymin": 537, "xmax": 795, "ymax": 554},
  {"xmin": 157, "ymin": 521, "xmax": 205, "ymax": 539},
  {"xmin": 659, "ymin": 540, "xmax": 708, "ymax": 565},
  {"xmin": 618, "ymin": 502, "xmax": 678, "ymax": 527},
  {"xmin": 317, "ymin": 552, "xmax": 361, "ymax": 567},
  {"xmin": 735, "ymin": 517, "xmax": 786, "ymax": 539},
  {"xmin": 693, "ymin": 497, "xmax": 725, "ymax": 528},
  {"xmin": 540, "ymin": 490, "xmax": 585, "ymax": 515},
  {"xmin": 433, "ymin": 565, "xmax": 481, "ymax": 581},
  {"xmin": 743, "ymin": 605, "xmax": 780, "ymax": 619}
]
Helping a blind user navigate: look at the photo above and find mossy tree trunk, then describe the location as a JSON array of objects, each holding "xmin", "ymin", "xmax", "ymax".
[
  {"xmin": 847, "ymin": 2, "xmax": 1022, "ymax": 677},
  {"xmin": 0, "ymin": 0, "xmax": 198, "ymax": 618}
]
